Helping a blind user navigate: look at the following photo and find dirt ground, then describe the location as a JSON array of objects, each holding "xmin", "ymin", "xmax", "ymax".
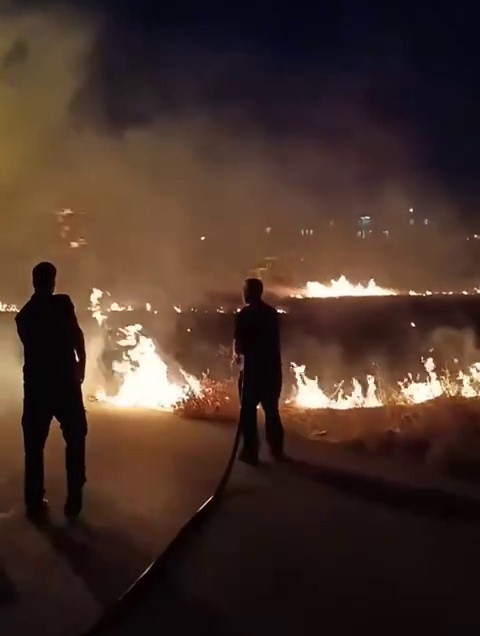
[{"xmin": 179, "ymin": 389, "xmax": 480, "ymax": 482}]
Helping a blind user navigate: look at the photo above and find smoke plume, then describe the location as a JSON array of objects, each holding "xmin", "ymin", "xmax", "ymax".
[{"xmin": 0, "ymin": 1, "xmax": 472, "ymax": 308}]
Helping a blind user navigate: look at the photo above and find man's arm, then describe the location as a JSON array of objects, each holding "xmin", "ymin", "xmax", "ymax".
[
  {"xmin": 73, "ymin": 312, "xmax": 86, "ymax": 384},
  {"xmin": 15, "ymin": 314, "xmax": 26, "ymax": 345},
  {"xmin": 74, "ymin": 318, "xmax": 86, "ymax": 384},
  {"xmin": 232, "ymin": 311, "xmax": 244, "ymax": 365},
  {"xmin": 273, "ymin": 309, "xmax": 281, "ymax": 347},
  {"xmin": 64, "ymin": 297, "xmax": 86, "ymax": 383}
]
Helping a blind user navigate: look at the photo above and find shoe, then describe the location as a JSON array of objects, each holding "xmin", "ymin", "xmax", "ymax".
[
  {"xmin": 26, "ymin": 498, "xmax": 49, "ymax": 521},
  {"xmin": 238, "ymin": 448, "xmax": 259, "ymax": 466},
  {"xmin": 64, "ymin": 490, "xmax": 83, "ymax": 519}
]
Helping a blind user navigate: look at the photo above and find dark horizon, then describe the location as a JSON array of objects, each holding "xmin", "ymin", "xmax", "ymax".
[
  {"xmin": 0, "ymin": 1, "xmax": 478, "ymax": 299},
  {"xmin": 10, "ymin": 1, "xmax": 479, "ymax": 213}
]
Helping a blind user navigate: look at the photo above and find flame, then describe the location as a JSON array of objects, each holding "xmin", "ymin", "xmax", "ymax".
[
  {"xmin": 290, "ymin": 357, "xmax": 480, "ymax": 410},
  {"xmin": 95, "ymin": 324, "xmax": 200, "ymax": 410},
  {"xmin": 290, "ymin": 364, "xmax": 382, "ymax": 409},
  {"xmin": 0, "ymin": 286, "xmax": 466, "ymax": 414},
  {"xmin": 298, "ymin": 276, "xmax": 398, "ymax": 298},
  {"xmin": 110, "ymin": 302, "xmax": 134, "ymax": 312},
  {"xmin": 89, "ymin": 288, "xmax": 199, "ymax": 410},
  {"xmin": 0, "ymin": 301, "xmax": 18, "ymax": 312},
  {"xmin": 89, "ymin": 288, "xmax": 107, "ymax": 326},
  {"xmin": 397, "ymin": 357, "xmax": 444, "ymax": 404},
  {"xmin": 88, "ymin": 288, "xmax": 143, "ymax": 322},
  {"xmin": 295, "ymin": 275, "xmax": 480, "ymax": 298}
]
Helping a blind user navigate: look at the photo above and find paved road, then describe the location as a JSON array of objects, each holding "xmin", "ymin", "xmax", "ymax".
[
  {"xmin": 0, "ymin": 406, "xmax": 234, "ymax": 636},
  {"xmin": 183, "ymin": 464, "xmax": 480, "ymax": 636},
  {"xmin": 4, "ymin": 404, "xmax": 480, "ymax": 636},
  {"xmin": 95, "ymin": 445, "xmax": 480, "ymax": 636}
]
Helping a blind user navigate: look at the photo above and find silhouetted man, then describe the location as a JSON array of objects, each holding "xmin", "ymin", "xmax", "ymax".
[
  {"xmin": 234, "ymin": 278, "xmax": 284, "ymax": 465},
  {"xmin": 16, "ymin": 262, "xmax": 87, "ymax": 519}
]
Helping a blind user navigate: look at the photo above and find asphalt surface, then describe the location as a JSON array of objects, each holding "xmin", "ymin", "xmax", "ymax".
[
  {"xmin": 97, "ymin": 454, "xmax": 480, "ymax": 636},
  {"xmin": 0, "ymin": 406, "xmax": 233, "ymax": 636},
  {"xmin": 3, "ymin": 403, "xmax": 480, "ymax": 636}
]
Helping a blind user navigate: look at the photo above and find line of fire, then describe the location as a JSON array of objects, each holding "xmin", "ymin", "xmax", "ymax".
[{"xmin": 6, "ymin": 209, "xmax": 480, "ymax": 457}]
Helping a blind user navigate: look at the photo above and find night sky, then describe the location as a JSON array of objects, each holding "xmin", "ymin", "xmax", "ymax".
[{"xmin": 10, "ymin": 1, "xmax": 480, "ymax": 215}]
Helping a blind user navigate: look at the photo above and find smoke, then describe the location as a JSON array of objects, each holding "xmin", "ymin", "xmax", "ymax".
[
  {"xmin": 0, "ymin": 1, "xmax": 472, "ymax": 309},
  {"xmin": 0, "ymin": 316, "xmax": 24, "ymax": 412}
]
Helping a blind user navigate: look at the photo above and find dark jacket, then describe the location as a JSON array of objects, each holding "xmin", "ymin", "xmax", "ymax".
[
  {"xmin": 234, "ymin": 300, "xmax": 282, "ymax": 380},
  {"xmin": 16, "ymin": 293, "xmax": 83, "ymax": 386}
]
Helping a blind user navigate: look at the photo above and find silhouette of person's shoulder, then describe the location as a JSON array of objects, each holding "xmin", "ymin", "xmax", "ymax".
[
  {"xmin": 256, "ymin": 300, "xmax": 278, "ymax": 318},
  {"xmin": 263, "ymin": 301, "xmax": 277, "ymax": 315},
  {"xmin": 236, "ymin": 305, "xmax": 257, "ymax": 325},
  {"xmin": 16, "ymin": 301, "xmax": 28, "ymax": 320},
  {"xmin": 53, "ymin": 293, "xmax": 74, "ymax": 306},
  {"xmin": 16, "ymin": 296, "xmax": 36, "ymax": 325},
  {"xmin": 53, "ymin": 294, "xmax": 76, "ymax": 317},
  {"xmin": 237, "ymin": 301, "xmax": 278, "ymax": 326}
]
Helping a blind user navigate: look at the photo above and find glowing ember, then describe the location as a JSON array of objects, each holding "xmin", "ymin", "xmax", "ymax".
[
  {"xmin": 110, "ymin": 302, "xmax": 133, "ymax": 312},
  {"xmin": 0, "ymin": 301, "xmax": 18, "ymax": 312}
]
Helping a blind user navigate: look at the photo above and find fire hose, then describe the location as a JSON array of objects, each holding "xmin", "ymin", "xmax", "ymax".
[{"xmin": 84, "ymin": 375, "xmax": 244, "ymax": 635}]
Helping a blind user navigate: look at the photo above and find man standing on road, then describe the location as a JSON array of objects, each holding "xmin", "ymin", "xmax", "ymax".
[
  {"xmin": 233, "ymin": 278, "xmax": 284, "ymax": 465},
  {"xmin": 16, "ymin": 262, "xmax": 87, "ymax": 519}
]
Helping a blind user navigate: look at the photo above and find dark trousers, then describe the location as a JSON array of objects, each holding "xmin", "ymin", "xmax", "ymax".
[
  {"xmin": 238, "ymin": 371, "xmax": 284, "ymax": 455},
  {"xmin": 22, "ymin": 382, "xmax": 87, "ymax": 506}
]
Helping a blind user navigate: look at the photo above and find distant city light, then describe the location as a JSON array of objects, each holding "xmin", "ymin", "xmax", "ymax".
[{"xmin": 200, "ymin": 235, "xmax": 206, "ymax": 241}]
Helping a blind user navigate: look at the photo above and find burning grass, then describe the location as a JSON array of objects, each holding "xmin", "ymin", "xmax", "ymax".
[
  {"xmin": 175, "ymin": 379, "xmax": 480, "ymax": 483},
  {"xmin": 293, "ymin": 274, "xmax": 480, "ymax": 298},
  {"xmin": 176, "ymin": 376, "xmax": 238, "ymax": 421},
  {"xmin": 86, "ymin": 286, "xmax": 480, "ymax": 482}
]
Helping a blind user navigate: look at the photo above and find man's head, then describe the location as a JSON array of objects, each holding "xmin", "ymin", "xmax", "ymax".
[
  {"xmin": 243, "ymin": 278, "xmax": 264, "ymax": 304},
  {"xmin": 32, "ymin": 261, "xmax": 56, "ymax": 294}
]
